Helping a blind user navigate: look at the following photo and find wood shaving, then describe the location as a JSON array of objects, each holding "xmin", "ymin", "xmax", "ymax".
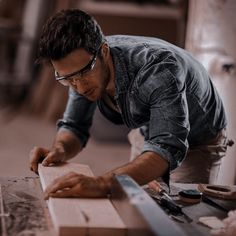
[
  {"xmin": 211, "ymin": 210, "xmax": 236, "ymax": 236},
  {"xmin": 198, "ymin": 216, "xmax": 224, "ymax": 229}
]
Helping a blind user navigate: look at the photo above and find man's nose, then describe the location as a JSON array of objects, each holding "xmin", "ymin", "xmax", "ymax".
[{"xmin": 71, "ymin": 82, "xmax": 88, "ymax": 95}]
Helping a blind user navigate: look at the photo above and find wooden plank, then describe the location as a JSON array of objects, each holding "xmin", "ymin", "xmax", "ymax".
[{"xmin": 38, "ymin": 163, "xmax": 126, "ymax": 236}]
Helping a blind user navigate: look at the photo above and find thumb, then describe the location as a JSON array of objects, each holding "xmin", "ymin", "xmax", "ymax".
[{"xmin": 42, "ymin": 152, "xmax": 58, "ymax": 166}]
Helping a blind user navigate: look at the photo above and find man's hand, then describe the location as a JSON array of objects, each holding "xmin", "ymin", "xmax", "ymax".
[
  {"xmin": 29, "ymin": 146, "xmax": 66, "ymax": 174},
  {"xmin": 44, "ymin": 172, "xmax": 110, "ymax": 199},
  {"xmin": 29, "ymin": 130, "xmax": 82, "ymax": 174}
]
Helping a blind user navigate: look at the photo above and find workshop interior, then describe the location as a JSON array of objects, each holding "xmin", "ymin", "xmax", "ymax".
[{"xmin": 0, "ymin": 0, "xmax": 236, "ymax": 236}]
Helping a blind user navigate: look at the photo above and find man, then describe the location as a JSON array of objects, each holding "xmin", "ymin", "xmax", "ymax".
[{"xmin": 30, "ymin": 9, "xmax": 231, "ymax": 199}]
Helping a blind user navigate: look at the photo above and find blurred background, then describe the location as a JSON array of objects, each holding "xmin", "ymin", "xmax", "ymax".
[{"xmin": 0, "ymin": 0, "xmax": 235, "ymax": 184}]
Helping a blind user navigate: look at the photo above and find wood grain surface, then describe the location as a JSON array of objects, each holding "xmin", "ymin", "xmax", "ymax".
[{"xmin": 38, "ymin": 163, "xmax": 126, "ymax": 236}]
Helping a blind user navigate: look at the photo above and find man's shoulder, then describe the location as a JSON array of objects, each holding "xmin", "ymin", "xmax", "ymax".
[
  {"xmin": 106, "ymin": 35, "xmax": 186, "ymax": 58},
  {"xmin": 106, "ymin": 35, "xmax": 163, "ymax": 46}
]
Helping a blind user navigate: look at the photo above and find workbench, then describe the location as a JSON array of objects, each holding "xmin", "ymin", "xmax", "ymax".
[
  {"xmin": 1, "ymin": 176, "xmax": 236, "ymax": 236},
  {"xmin": 169, "ymin": 183, "xmax": 236, "ymax": 236},
  {"xmin": 0, "ymin": 177, "xmax": 51, "ymax": 236}
]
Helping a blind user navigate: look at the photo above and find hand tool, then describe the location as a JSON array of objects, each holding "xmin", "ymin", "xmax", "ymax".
[
  {"xmin": 144, "ymin": 186, "xmax": 185, "ymax": 223},
  {"xmin": 201, "ymin": 194, "xmax": 229, "ymax": 212},
  {"xmin": 178, "ymin": 189, "xmax": 202, "ymax": 204},
  {"xmin": 198, "ymin": 184, "xmax": 236, "ymax": 212},
  {"xmin": 146, "ymin": 182, "xmax": 193, "ymax": 223},
  {"xmin": 159, "ymin": 196, "xmax": 193, "ymax": 223},
  {"xmin": 198, "ymin": 184, "xmax": 236, "ymax": 200},
  {"xmin": 178, "ymin": 189, "xmax": 229, "ymax": 212},
  {"xmin": 111, "ymin": 175, "xmax": 187, "ymax": 236}
]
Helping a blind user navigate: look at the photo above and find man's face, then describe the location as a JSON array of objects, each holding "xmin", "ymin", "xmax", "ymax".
[{"xmin": 52, "ymin": 47, "xmax": 110, "ymax": 101}]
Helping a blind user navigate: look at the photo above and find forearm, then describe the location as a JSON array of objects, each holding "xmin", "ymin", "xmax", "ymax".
[
  {"xmin": 101, "ymin": 151, "xmax": 169, "ymax": 190},
  {"xmin": 43, "ymin": 151, "xmax": 169, "ymax": 199},
  {"xmin": 52, "ymin": 129, "xmax": 82, "ymax": 161}
]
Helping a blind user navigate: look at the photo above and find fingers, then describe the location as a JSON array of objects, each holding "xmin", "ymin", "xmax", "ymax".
[
  {"xmin": 47, "ymin": 188, "xmax": 76, "ymax": 198},
  {"xmin": 42, "ymin": 151, "xmax": 61, "ymax": 166},
  {"xmin": 44, "ymin": 173, "xmax": 109, "ymax": 199},
  {"xmin": 29, "ymin": 147, "xmax": 50, "ymax": 174},
  {"xmin": 148, "ymin": 180, "xmax": 161, "ymax": 192},
  {"xmin": 44, "ymin": 172, "xmax": 80, "ymax": 199},
  {"xmin": 29, "ymin": 146, "xmax": 65, "ymax": 174}
]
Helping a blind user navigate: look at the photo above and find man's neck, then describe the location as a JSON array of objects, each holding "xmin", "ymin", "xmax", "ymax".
[{"xmin": 105, "ymin": 54, "xmax": 116, "ymax": 98}]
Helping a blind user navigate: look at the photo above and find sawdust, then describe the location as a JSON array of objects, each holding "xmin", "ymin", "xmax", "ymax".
[{"xmin": 0, "ymin": 178, "xmax": 48, "ymax": 236}]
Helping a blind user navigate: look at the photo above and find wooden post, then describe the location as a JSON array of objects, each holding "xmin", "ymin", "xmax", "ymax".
[{"xmin": 185, "ymin": 0, "xmax": 236, "ymax": 184}]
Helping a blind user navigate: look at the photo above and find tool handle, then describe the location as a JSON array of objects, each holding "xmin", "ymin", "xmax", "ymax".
[
  {"xmin": 160, "ymin": 197, "xmax": 182, "ymax": 214},
  {"xmin": 160, "ymin": 197, "xmax": 193, "ymax": 223},
  {"xmin": 202, "ymin": 195, "xmax": 228, "ymax": 212}
]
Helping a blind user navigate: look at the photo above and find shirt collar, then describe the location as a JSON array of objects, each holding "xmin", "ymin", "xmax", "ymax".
[{"xmin": 110, "ymin": 47, "xmax": 130, "ymax": 98}]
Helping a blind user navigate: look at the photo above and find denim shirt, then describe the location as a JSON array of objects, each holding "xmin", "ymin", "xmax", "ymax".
[{"xmin": 57, "ymin": 35, "xmax": 227, "ymax": 171}]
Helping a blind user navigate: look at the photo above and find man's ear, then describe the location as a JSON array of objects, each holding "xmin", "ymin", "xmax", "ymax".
[{"xmin": 101, "ymin": 43, "xmax": 110, "ymax": 61}]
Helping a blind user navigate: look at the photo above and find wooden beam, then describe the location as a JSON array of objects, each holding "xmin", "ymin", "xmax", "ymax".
[{"xmin": 38, "ymin": 163, "xmax": 126, "ymax": 236}]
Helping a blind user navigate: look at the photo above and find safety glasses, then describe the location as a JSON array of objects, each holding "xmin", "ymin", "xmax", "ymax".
[{"xmin": 54, "ymin": 49, "xmax": 99, "ymax": 86}]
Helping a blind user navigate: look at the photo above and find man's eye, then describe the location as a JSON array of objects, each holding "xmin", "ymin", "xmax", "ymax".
[
  {"xmin": 80, "ymin": 69, "xmax": 90, "ymax": 76},
  {"xmin": 74, "ymin": 73, "xmax": 83, "ymax": 79},
  {"xmin": 67, "ymin": 77, "xmax": 75, "ymax": 82}
]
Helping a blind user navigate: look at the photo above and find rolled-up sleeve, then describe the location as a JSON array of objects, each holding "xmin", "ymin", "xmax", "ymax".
[
  {"xmin": 57, "ymin": 88, "xmax": 96, "ymax": 148},
  {"xmin": 140, "ymin": 59, "xmax": 190, "ymax": 171}
]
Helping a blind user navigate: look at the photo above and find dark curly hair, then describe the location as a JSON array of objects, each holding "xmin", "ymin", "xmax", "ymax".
[{"xmin": 37, "ymin": 9, "xmax": 105, "ymax": 62}]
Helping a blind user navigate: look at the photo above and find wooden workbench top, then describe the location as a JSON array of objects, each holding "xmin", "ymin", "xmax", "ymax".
[{"xmin": 1, "ymin": 174, "xmax": 235, "ymax": 236}]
